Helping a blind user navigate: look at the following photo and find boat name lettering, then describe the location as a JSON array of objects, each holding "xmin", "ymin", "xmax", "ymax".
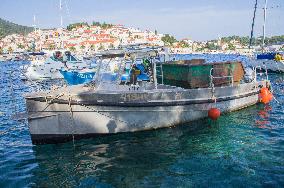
[
  {"xmin": 77, "ymin": 74, "xmax": 94, "ymax": 79},
  {"xmin": 121, "ymin": 93, "xmax": 148, "ymax": 101}
]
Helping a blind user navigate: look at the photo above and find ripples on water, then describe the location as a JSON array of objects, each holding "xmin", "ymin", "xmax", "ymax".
[{"xmin": 0, "ymin": 56, "xmax": 283, "ymax": 187}]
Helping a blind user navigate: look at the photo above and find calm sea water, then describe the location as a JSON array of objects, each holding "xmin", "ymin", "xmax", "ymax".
[{"xmin": 0, "ymin": 55, "xmax": 283, "ymax": 188}]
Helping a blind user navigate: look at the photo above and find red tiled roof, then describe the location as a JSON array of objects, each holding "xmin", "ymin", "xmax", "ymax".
[{"xmin": 65, "ymin": 43, "xmax": 76, "ymax": 47}]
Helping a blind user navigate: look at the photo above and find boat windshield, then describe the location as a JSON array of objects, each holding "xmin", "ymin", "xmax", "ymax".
[{"xmin": 90, "ymin": 48, "xmax": 160, "ymax": 90}]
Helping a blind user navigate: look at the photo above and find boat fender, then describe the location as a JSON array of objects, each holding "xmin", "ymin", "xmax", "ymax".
[
  {"xmin": 208, "ymin": 108, "xmax": 221, "ymax": 120},
  {"xmin": 259, "ymin": 87, "xmax": 273, "ymax": 104}
]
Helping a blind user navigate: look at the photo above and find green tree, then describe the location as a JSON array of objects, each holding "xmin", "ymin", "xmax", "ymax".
[
  {"xmin": 101, "ymin": 22, "xmax": 113, "ymax": 29},
  {"xmin": 90, "ymin": 44, "xmax": 96, "ymax": 50},
  {"xmin": 92, "ymin": 21, "xmax": 100, "ymax": 26},
  {"xmin": 196, "ymin": 47, "xmax": 204, "ymax": 52},
  {"xmin": 179, "ymin": 41, "xmax": 190, "ymax": 48},
  {"xmin": 17, "ymin": 44, "xmax": 24, "ymax": 49},
  {"xmin": 48, "ymin": 44, "xmax": 55, "ymax": 50},
  {"xmin": 205, "ymin": 42, "xmax": 218, "ymax": 50},
  {"xmin": 0, "ymin": 47, "xmax": 3, "ymax": 54},
  {"xmin": 67, "ymin": 22, "xmax": 89, "ymax": 31},
  {"xmin": 8, "ymin": 47, "xmax": 13, "ymax": 54},
  {"xmin": 227, "ymin": 43, "xmax": 236, "ymax": 50},
  {"xmin": 161, "ymin": 34, "xmax": 177, "ymax": 46},
  {"xmin": 80, "ymin": 45, "xmax": 86, "ymax": 50},
  {"xmin": 69, "ymin": 46, "xmax": 76, "ymax": 52},
  {"xmin": 98, "ymin": 44, "xmax": 104, "ymax": 51}
]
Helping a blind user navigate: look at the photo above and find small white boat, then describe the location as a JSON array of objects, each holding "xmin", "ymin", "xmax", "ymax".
[
  {"xmin": 23, "ymin": 51, "xmax": 93, "ymax": 80},
  {"xmin": 247, "ymin": 52, "xmax": 284, "ymax": 72}
]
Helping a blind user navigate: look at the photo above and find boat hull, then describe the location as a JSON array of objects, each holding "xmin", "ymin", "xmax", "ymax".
[
  {"xmin": 26, "ymin": 82, "xmax": 263, "ymax": 144},
  {"xmin": 60, "ymin": 70, "xmax": 96, "ymax": 85},
  {"xmin": 247, "ymin": 59, "xmax": 284, "ymax": 72}
]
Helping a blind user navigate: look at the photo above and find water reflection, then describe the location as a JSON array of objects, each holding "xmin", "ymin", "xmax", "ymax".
[
  {"xmin": 31, "ymin": 120, "xmax": 215, "ymax": 187},
  {"xmin": 29, "ymin": 110, "xmax": 278, "ymax": 188},
  {"xmin": 255, "ymin": 105, "xmax": 272, "ymax": 129}
]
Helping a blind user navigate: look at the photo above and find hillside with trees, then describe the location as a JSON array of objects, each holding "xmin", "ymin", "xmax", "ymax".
[
  {"xmin": 0, "ymin": 18, "xmax": 33, "ymax": 39},
  {"xmin": 67, "ymin": 21, "xmax": 113, "ymax": 31},
  {"xmin": 161, "ymin": 34, "xmax": 177, "ymax": 46},
  {"xmin": 221, "ymin": 35, "xmax": 284, "ymax": 46}
]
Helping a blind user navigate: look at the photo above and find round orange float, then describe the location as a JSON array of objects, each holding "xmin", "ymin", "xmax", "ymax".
[
  {"xmin": 259, "ymin": 87, "xmax": 273, "ymax": 104},
  {"xmin": 208, "ymin": 108, "xmax": 221, "ymax": 120}
]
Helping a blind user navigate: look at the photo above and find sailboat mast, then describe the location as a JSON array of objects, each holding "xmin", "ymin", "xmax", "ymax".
[
  {"xmin": 32, "ymin": 15, "xmax": 37, "ymax": 51},
  {"xmin": 33, "ymin": 15, "xmax": 36, "ymax": 30},
  {"xmin": 60, "ymin": 0, "xmax": 63, "ymax": 28},
  {"xmin": 59, "ymin": 0, "xmax": 64, "ymax": 49},
  {"xmin": 262, "ymin": 0, "xmax": 268, "ymax": 53},
  {"xmin": 249, "ymin": 0, "xmax": 258, "ymax": 49}
]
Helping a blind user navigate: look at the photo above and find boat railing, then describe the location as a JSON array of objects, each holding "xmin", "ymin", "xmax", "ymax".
[
  {"xmin": 155, "ymin": 63, "xmax": 164, "ymax": 85},
  {"xmin": 209, "ymin": 67, "xmax": 234, "ymax": 88},
  {"xmin": 254, "ymin": 65, "xmax": 268, "ymax": 81}
]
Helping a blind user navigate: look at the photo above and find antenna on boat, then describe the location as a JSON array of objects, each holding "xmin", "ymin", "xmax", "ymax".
[
  {"xmin": 261, "ymin": 0, "xmax": 268, "ymax": 53},
  {"xmin": 249, "ymin": 0, "xmax": 258, "ymax": 49}
]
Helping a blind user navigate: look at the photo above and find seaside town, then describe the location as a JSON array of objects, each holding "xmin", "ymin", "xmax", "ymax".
[{"xmin": 1, "ymin": 21, "xmax": 284, "ymax": 56}]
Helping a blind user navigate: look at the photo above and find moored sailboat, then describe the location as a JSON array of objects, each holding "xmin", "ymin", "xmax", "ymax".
[{"xmin": 247, "ymin": 0, "xmax": 284, "ymax": 72}]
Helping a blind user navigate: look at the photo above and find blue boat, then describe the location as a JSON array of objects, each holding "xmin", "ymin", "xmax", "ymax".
[
  {"xmin": 256, "ymin": 52, "xmax": 277, "ymax": 60},
  {"xmin": 60, "ymin": 70, "xmax": 96, "ymax": 85}
]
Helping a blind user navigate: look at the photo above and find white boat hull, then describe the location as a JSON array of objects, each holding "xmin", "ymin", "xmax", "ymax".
[
  {"xmin": 247, "ymin": 59, "xmax": 284, "ymax": 72},
  {"xmin": 24, "ymin": 56, "xmax": 93, "ymax": 80}
]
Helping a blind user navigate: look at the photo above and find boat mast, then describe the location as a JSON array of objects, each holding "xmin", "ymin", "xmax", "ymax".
[
  {"xmin": 32, "ymin": 15, "xmax": 38, "ymax": 51},
  {"xmin": 59, "ymin": 0, "xmax": 64, "ymax": 49},
  {"xmin": 262, "ymin": 0, "xmax": 268, "ymax": 53},
  {"xmin": 249, "ymin": 0, "xmax": 258, "ymax": 49},
  {"xmin": 33, "ymin": 15, "xmax": 42, "ymax": 51},
  {"xmin": 33, "ymin": 15, "xmax": 36, "ymax": 31}
]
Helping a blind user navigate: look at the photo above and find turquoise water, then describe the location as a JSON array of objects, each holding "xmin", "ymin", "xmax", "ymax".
[{"xmin": 0, "ymin": 57, "xmax": 283, "ymax": 187}]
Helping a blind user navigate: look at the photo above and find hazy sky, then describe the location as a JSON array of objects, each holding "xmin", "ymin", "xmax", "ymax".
[{"xmin": 0, "ymin": 0, "xmax": 283, "ymax": 41}]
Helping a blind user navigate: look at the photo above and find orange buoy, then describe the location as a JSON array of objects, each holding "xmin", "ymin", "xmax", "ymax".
[
  {"xmin": 259, "ymin": 87, "xmax": 273, "ymax": 104},
  {"xmin": 208, "ymin": 108, "xmax": 221, "ymax": 120}
]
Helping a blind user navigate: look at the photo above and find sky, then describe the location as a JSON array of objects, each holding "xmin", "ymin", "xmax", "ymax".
[{"xmin": 0, "ymin": 0, "xmax": 283, "ymax": 41}]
